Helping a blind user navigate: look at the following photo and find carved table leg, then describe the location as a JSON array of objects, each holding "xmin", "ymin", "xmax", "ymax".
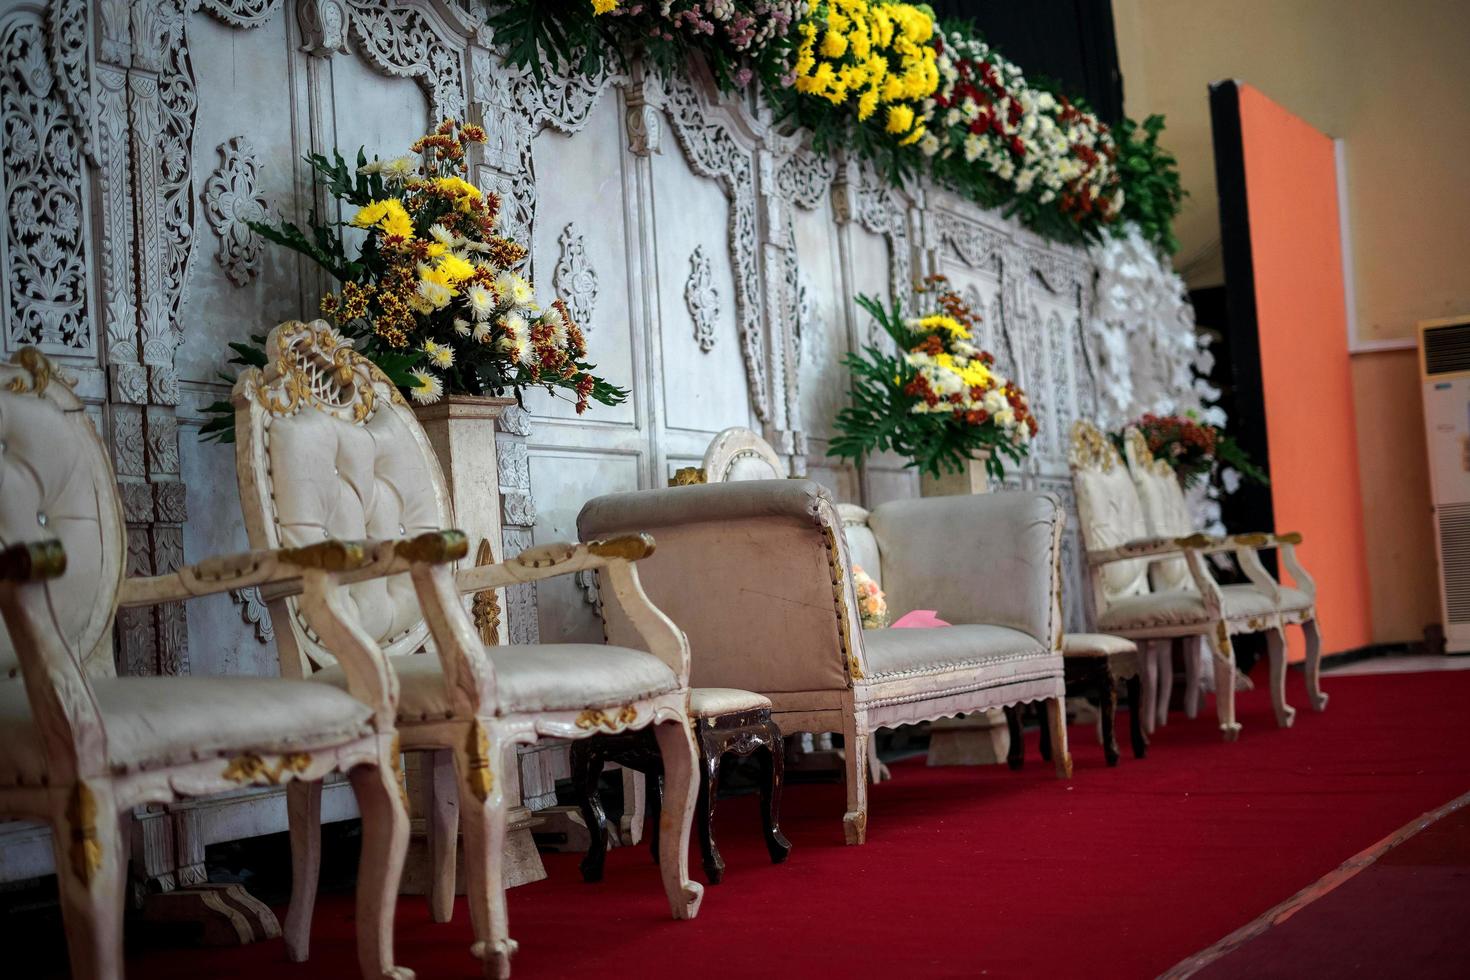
[
  {"xmin": 1037, "ymin": 703, "xmax": 1053, "ymax": 763},
  {"xmin": 758, "ymin": 720, "xmax": 792, "ymax": 865},
  {"xmin": 695, "ymin": 731, "xmax": 725, "ymax": 885},
  {"xmin": 1125, "ymin": 674, "xmax": 1148, "ymax": 759},
  {"xmin": 646, "ymin": 769, "xmax": 662, "ymax": 866},
  {"xmin": 1100, "ymin": 677, "xmax": 1121, "ymax": 767},
  {"xmin": 569, "ymin": 740, "xmax": 609, "ymax": 883},
  {"xmin": 1003, "ymin": 705, "xmax": 1025, "ymax": 770}
]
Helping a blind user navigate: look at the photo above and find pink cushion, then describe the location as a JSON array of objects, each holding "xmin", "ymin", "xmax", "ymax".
[{"xmin": 890, "ymin": 610, "xmax": 952, "ymax": 629}]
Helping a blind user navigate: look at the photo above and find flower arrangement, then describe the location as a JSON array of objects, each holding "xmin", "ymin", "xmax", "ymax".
[
  {"xmin": 1120, "ymin": 412, "xmax": 1268, "ymax": 490},
  {"xmin": 201, "ymin": 119, "xmax": 625, "ymax": 442},
  {"xmin": 479, "ymin": 2, "xmax": 1181, "ymax": 251},
  {"xmin": 828, "ymin": 275, "xmax": 1036, "ymax": 479},
  {"xmin": 920, "ymin": 27, "xmax": 1122, "ymax": 241},
  {"xmin": 488, "ymin": 1, "xmax": 807, "ymax": 88},
  {"xmin": 772, "ymin": 1, "xmax": 940, "ymax": 159},
  {"xmin": 851, "ymin": 564, "xmax": 888, "ymax": 629}
]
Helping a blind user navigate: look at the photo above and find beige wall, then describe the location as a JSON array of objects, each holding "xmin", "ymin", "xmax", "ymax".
[{"xmin": 1113, "ymin": 0, "xmax": 1470, "ymax": 644}]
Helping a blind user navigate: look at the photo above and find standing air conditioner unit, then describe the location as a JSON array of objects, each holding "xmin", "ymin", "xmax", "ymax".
[{"xmin": 1419, "ymin": 314, "xmax": 1470, "ymax": 653}]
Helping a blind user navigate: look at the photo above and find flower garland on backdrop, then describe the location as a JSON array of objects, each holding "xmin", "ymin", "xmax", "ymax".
[
  {"xmin": 200, "ymin": 120, "xmax": 627, "ymax": 442},
  {"xmin": 483, "ymin": 1, "xmax": 1184, "ymax": 251},
  {"xmin": 1112, "ymin": 412, "xmax": 1268, "ymax": 492},
  {"xmin": 828, "ymin": 275, "xmax": 1036, "ymax": 479}
]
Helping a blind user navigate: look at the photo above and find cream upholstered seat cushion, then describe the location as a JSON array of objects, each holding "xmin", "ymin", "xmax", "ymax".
[
  {"xmin": 0, "ymin": 677, "xmax": 374, "ymax": 788},
  {"xmin": 1096, "ymin": 584, "xmax": 1311, "ymax": 631},
  {"xmin": 1061, "ymin": 633, "xmax": 1138, "ymax": 657},
  {"xmin": 861, "ymin": 624, "xmax": 1050, "ymax": 681},
  {"xmin": 689, "ymin": 687, "xmax": 770, "ymax": 718},
  {"xmin": 315, "ymin": 644, "xmax": 680, "ymax": 719}
]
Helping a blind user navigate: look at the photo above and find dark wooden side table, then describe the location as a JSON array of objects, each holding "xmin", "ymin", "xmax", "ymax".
[
  {"xmin": 1006, "ymin": 633, "xmax": 1147, "ymax": 768},
  {"xmin": 570, "ymin": 687, "xmax": 791, "ymax": 884}
]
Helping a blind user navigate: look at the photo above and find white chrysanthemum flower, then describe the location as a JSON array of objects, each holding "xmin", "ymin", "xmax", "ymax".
[
  {"xmin": 423, "ymin": 339, "xmax": 454, "ymax": 369},
  {"xmin": 428, "ymin": 223, "xmax": 459, "ymax": 247},
  {"xmin": 381, "ymin": 156, "xmax": 417, "ymax": 183},
  {"xmin": 465, "ymin": 283, "xmax": 497, "ymax": 321},
  {"xmin": 472, "ymin": 320, "xmax": 493, "ymax": 343},
  {"xmin": 417, "ymin": 279, "xmax": 454, "ymax": 311},
  {"xmin": 919, "ymin": 132, "xmax": 941, "ymax": 157},
  {"xmin": 408, "ymin": 368, "xmax": 443, "ymax": 405},
  {"xmin": 494, "ymin": 271, "xmax": 534, "ymax": 306},
  {"xmin": 453, "ymin": 318, "xmax": 472, "ymax": 337},
  {"xmin": 358, "ymin": 160, "xmax": 383, "ymax": 175},
  {"xmin": 963, "ymin": 136, "xmax": 983, "ymax": 163}
]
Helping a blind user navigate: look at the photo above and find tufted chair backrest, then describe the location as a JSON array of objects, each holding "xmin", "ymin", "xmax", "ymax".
[
  {"xmin": 703, "ymin": 426, "xmax": 785, "ymax": 482},
  {"xmin": 1068, "ymin": 420, "xmax": 1151, "ymax": 604},
  {"xmin": 1123, "ymin": 428, "xmax": 1196, "ymax": 593},
  {"xmin": 0, "ymin": 350, "xmax": 125, "ymax": 680},
  {"xmin": 234, "ymin": 321, "xmax": 452, "ymax": 672}
]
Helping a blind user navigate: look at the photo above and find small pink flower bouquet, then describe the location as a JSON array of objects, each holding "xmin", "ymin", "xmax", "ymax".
[{"xmin": 851, "ymin": 564, "xmax": 889, "ymax": 630}]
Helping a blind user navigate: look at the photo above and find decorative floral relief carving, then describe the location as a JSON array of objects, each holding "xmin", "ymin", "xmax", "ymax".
[
  {"xmin": 659, "ymin": 73, "xmax": 767, "ymax": 418},
  {"xmin": 685, "ymin": 245, "xmax": 718, "ymax": 353},
  {"xmin": 554, "ymin": 222, "xmax": 597, "ymax": 335},
  {"xmin": 297, "ymin": 0, "xmax": 348, "ymax": 58},
  {"xmin": 775, "ymin": 146, "xmax": 834, "ymax": 211},
  {"xmin": 1, "ymin": 10, "xmax": 93, "ymax": 354},
  {"xmin": 346, "ymin": 0, "xmax": 464, "ymax": 122},
  {"xmin": 202, "ymin": 136, "xmax": 270, "ymax": 286},
  {"xmin": 198, "ymin": 0, "xmax": 283, "ymax": 30},
  {"xmin": 626, "ymin": 103, "xmax": 661, "ymax": 156},
  {"xmin": 231, "ymin": 586, "xmax": 275, "ymax": 644}
]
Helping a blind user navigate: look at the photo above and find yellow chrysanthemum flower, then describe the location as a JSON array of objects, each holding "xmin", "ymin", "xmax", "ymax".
[
  {"xmin": 917, "ymin": 314, "xmax": 971, "ymax": 339},
  {"xmin": 435, "ymin": 253, "xmax": 476, "ymax": 284},
  {"xmin": 819, "ymin": 30, "xmax": 848, "ymax": 58},
  {"xmin": 351, "ymin": 198, "xmax": 415, "ymax": 240},
  {"xmin": 885, "ymin": 104, "xmax": 915, "ymax": 135},
  {"xmin": 590, "ymin": 0, "xmax": 618, "ymax": 13}
]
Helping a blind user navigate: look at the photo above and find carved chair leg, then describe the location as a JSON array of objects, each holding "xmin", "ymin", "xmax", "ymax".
[
  {"xmin": 50, "ymin": 780, "xmax": 126, "ymax": 980},
  {"xmin": 757, "ymin": 724, "xmax": 792, "ymax": 865},
  {"xmin": 1045, "ymin": 696, "xmax": 1073, "ymax": 779},
  {"xmin": 1138, "ymin": 639, "xmax": 1159, "ymax": 736},
  {"xmin": 695, "ymin": 734, "xmax": 724, "ymax": 885},
  {"xmin": 645, "ymin": 769, "xmax": 662, "ymax": 866},
  {"xmin": 1125, "ymin": 674, "xmax": 1148, "ymax": 759},
  {"xmin": 283, "ymin": 779, "xmax": 323, "ymax": 962},
  {"xmin": 1155, "ymin": 640, "xmax": 1176, "ymax": 729},
  {"xmin": 348, "ymin": 756, "xmax": 412, "ymax": 980},
  {"xmin": 1036, "ymin": 703, "xmax": 1052, "ymax": 762},
  {"xmin": 1182, "ymin": 634, "xmax": 1203, "ymax": 719},
  {"xmin": 1207, "ymin": 627, "xmax": 1242, "ymax": 741},
  {"xmin": 652, "ymin": 719, "xmax": 704, "ymax": 920},
  {"xmin": 620, "ymin": 765, "xmax": 646, "ymax": 846},
  {"xmin": 1003, "ymin": 705, "xmax": 1025, "ymax": 770},
  {"xmin": 1303, "ymin": 617, "xmax": 1329, "ymax": 711},
  {"xmin": 455, "ymin": 728, "xmax": 516, "ymax": 978},
  {"xmin": 841, "ymin": 714, "xmax": 870, "ymax": 846},
  {"xmin": 1100, "ymin": 678, "xmax": 1121, "ymax": 767},
  {"xmin": 427, "ymin": 748, "xmax": 459, "ymax": 922},
  {"xmin": 1266, "ymin": 626, "xmax": 1297, "ymax": 728},
  {"xmin": 569, "ymin": 739, "xmax": 609, "ymax": 883}
]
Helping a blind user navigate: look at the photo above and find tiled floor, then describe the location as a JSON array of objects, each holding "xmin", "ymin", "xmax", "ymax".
[{"xmin": 1325, "ymin": 653, "xmax": 1470, "ymax": 676}]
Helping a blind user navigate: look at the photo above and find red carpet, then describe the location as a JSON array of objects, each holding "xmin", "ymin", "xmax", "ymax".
[{"xmin": 111, "ymin": 669, "xmax": 1470, "ymax": 977}]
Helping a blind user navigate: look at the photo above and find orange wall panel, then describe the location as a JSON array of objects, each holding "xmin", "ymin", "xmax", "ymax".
[{"xmin": 1237, "ymin": 84, "xmax": 1373, "ymax": 657}]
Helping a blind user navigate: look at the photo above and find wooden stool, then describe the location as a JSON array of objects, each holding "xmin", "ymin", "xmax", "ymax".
[
  {"xmin": 570, "ymin": 688, "xmax": 791, "ymax": 884},
  {"xmin": 1006, "ymin": 633, "xmax": 1147, "ymax": 768}
]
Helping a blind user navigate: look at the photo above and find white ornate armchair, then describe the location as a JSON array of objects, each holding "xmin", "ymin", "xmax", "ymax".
[
  {"xmin": 579, "ymin": 478, "xmax": 1071, "ymax": 846},
  {"xmin": 1069, "ymin": 421, "xmax": 1320, "ymax": 741},
  {"xmin": 0, "ymin": 349, "xmax": 413, "ymax": 980},
  {"xmin": 233, "ymin": 321, "xmax": 703, "ymax": 979},
  {"xmin": 1122, "ymin": 427, "xmax": 1327, "ymax": 723}
]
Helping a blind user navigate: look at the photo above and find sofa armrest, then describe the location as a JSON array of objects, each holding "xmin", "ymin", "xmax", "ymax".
[
  {"xmin": 869, "ymin": 492, "xmax": 1065, "ymax": 649},
  {"xmin": 578, "ymin": 480, "xmax": 864, "ymax": 692}
]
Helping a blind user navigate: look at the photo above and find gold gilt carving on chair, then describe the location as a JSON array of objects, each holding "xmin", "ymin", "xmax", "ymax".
[
  {"xmin": 1070, "ymin": 420, "xmax": 1323, "ymax": 740},
  {"xmin": 0, "ymin": 349, "xmax": 413, "ymax": 980},
  {"xmin": 235, "ymin": 321, "xmax": 703, "ymax": 979}
]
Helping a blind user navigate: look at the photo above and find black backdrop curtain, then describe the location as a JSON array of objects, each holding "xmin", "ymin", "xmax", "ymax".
[{"xmin": 924, "ymin": 0, "xmax": 1124, "ymax": 125}]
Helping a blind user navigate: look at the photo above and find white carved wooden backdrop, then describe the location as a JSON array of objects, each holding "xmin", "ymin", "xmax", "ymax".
[{"xmin": 0, "ymin": 0, "xmax": 1202, "ymax": 866}]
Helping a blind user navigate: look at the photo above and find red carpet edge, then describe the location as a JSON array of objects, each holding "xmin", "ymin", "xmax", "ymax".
[{"xmin": 1159, "ymin": 787, "xmax": 1470, "ymax": 978}]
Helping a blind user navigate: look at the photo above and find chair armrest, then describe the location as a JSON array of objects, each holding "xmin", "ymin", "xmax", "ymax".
[
  {"xmin": 117, "ymin": 539, "xmax": 374, "ymax": 608},
  {"xmin": 1086, "ymin": 534, "xmax": 1222, "ymax": 565},
  {"xmin": 0, "ymin": 540, "xmax": 67, "ymax": 582}
]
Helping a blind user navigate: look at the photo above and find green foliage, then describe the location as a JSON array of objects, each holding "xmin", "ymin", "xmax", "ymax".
[{"xmin": 1113, "ymin": 114, "xmax": 1186, "ymax": 254}]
